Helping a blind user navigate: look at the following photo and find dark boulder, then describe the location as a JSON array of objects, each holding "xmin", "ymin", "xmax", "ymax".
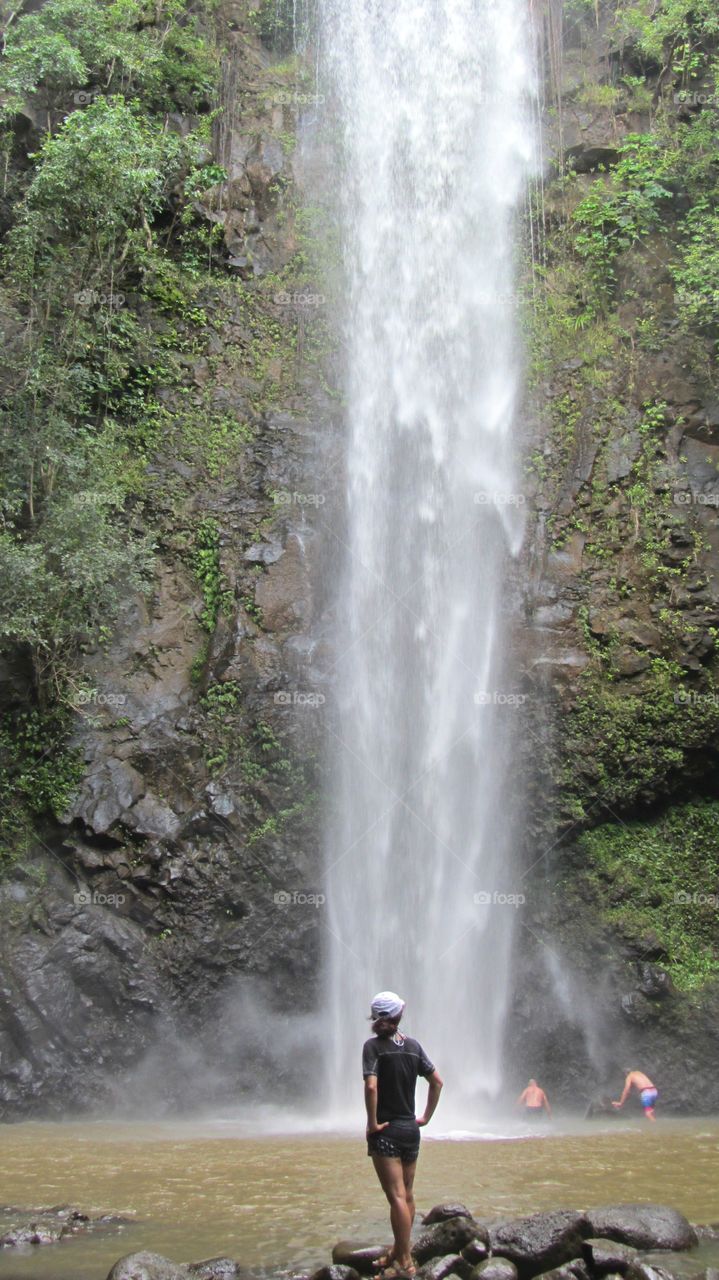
[
  {"xmin": 311, "ymin": 1268, "xmax": 362, "ymax": 1280},
  {"xmin": 331, "ymin": 1243, "xmax": 389, "ymax": 1275},
  {"xmin": 106, "ymin": 1253, "xmax": 190, "ymax": 1280},
  {"xmin": 424, "ymin": 1206, "xmax": 475, "ymax": 1226},
  {"xmin": 582, "ymin": 1240, "xmax": 640, "ymax": 1275},
  {"xmin": 489, "ymin": 1211, "xmax": 589, "ymax": 1278},
  {"xmin": 416, "ymin": 1255, "xmax": 466, "ymax": 1280},
  {"xmin": 471, "ymin": 1259, "xmax": 520, "ymax": 1280},
  {"xmin": 414, "ymin": 1218, "xmax": 483, "ymax": 1264},
  {"xmin": 532, "ymin": 1263, "xmax": 589, "ymax": 1280},
  {"xmin": 626, "ymin": 1265, "xmax": 679, "ymax": 1280},
  {"xmin": 585, "ymin": 1208, "xmax": 697, "ymax": 1252},
  {"xmin": 462, "ymin": 1240, "xmax": 491, "ymax": 1265}
]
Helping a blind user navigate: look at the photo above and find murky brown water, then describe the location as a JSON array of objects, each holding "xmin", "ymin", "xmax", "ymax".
[{"xmin": 0, "ymin": 1116, "xmax": 718, "ymax": 1280}]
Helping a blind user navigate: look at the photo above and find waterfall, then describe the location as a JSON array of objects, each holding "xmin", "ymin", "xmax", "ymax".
[{"xmin": 318, "ymin": 0, "xmax": 536, "ymax": 1124}]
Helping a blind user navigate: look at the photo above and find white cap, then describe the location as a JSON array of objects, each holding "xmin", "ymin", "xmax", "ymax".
[{"xmin": 370, "ymin": 991, "xmax": 405, "ymax": 1019}]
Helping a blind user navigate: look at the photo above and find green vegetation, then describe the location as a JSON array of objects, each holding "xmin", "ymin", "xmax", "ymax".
[
  {"xmin": 0, "ymin": 0, "xmax": 217, "ymax": 122},
  {"xmin": 249, "ymin": 0, "xmax": 299, "ymax": 54},
  {"xmin": 527, "ymin": 0, "xmax": 719, "ymax": 872},
  {"xmin": 571, "ymin": 135, "xmax": 675, "ymax": 316},
  {"xmin": 0, "ymin": 0, "xmax": 220, "ymax": 848},
  {"xmin": 574, "ymin": 800, "xmax": 719, "ymax": 990},
  {"xmin": 0, "ymin": 709, "xmax": 83, "ymax": 862},
  {"xmin": 193, "ymin": 518, "xmax": 233, "ymax": 632},
  {"xmin": 560, "ymin": 660, "xmax": 719, "ymax": 822}
]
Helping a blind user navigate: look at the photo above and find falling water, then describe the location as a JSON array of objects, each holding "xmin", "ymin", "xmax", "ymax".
[{"xmin": 319, "ymin": 0, "xmax": 536, "ymax": 1123}]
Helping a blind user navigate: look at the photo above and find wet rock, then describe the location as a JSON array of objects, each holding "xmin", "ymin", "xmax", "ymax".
[
  {"xmin": 582, "ymin": 1239, "xmax": 640, "ymax": 1274},
  {"xmin": 532, "ymin": 1263, "xmax": 589, "ymax": 1280},
  {"xmin": 254, "ymin": 535, "xmax": 312, "ymax": 631},
  {"xmin": 585, "ymin": 1208, "xmax": 697, "ymax": 1252},
  {"xmin": 414, "ymin": 1217, "xmax": 483, "ymax": 1264},
  {"xmin": 472, "ymin": 1259, "xmax": 520, "ymax": 1280},
  {"xmin": 613, "ymin": 648, "xmax": 651, "ymax": 677},
  {"xmin": 424, "ymin": 1206, "xmax": 475, "ymax": 1226},
  {"xmin": 0, "ymin": 1206, "xmax": 126, "ymax": 1249},
  {"xmin": 462, "ymin": 1240, "xmax": 490, "ymax": 1266},
  {"xmin": 616, "ymin": 620, "xmax": 662, "ymax": 651},
  {"xmin": 188, "ymin": 1260, "xmax": 246, "ymax": 1279},
  {"xmin": 0, "ymin": 1223, "xmax": 65, "ymax": 1246},
  {"xmin": 244, "ymin": 541, "xmax": 284, "ymax": 565},
  {"xmin": 106, "ymin": 1252, "xmax": 190, "ymax": 1280},
  {"xmin": 619, "ymin": 992, "xmax": 654, "ymax": 1023},
  {"xmin": 565, "ymin": 145, "xmax": 620, "ymax": 173},
  {"xmin": 625, "ymin": 1265, "xmax": 678, "ymax": 1280},
  {"xmin": 416, "ymin": 1255, "xmax": 467, "ymax": 1280},
  {"xmin": 72, "ymin": 759, "xmax": 145, "ymax": 834},
  {"xmin": 636, "ymin": 964, "xmax": 674, "ymax": 999},
  {"xmin": 606, "ymin": 431, "xmax": 642, "ymax": 483},
  {"xmin": 331, "ymin": 1243, "xmax": 389, "ymax": 1274},
  {"xmin": 311, "ymin": 1268, "xmax": 362, "ymax": 1280},
  {"xmin": 488, "ymin": 1211, "xmax": 589, "ymax": 1278}
]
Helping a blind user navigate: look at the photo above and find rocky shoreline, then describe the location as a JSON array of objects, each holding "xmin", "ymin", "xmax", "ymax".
[{"xmin": 5, "ymin": 1202, "xmax": 714, "ymax": 1280}]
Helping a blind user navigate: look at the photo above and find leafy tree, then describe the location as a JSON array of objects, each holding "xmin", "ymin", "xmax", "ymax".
[{"xmin": 0, "ymin": 0, "xmax": 218, "ymax": 123}]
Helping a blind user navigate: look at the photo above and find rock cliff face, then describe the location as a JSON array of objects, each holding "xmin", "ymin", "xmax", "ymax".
[
  {"xmin": 1, "ymin": 0, "xmax": 719, "ymax": 1117},
  {"xmin": 0, "ymin": 3, "xmax": 339, "ymax": 1115},
  {"xmin": 506, "ymin": 0, "xmax": 719, "ymax": 1107}
]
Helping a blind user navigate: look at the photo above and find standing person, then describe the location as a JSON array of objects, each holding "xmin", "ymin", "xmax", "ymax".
[
  {"xmin": 612, "ymin": 1068, "xmax": 658, "ymax": 1121},
  {"xmin": 363, "ymin": 991, "xmax": 443, "ymax": 1279},
  {"xmin": 517, "ymin": 1078, "xmax": 551, "ymax": 1119}
]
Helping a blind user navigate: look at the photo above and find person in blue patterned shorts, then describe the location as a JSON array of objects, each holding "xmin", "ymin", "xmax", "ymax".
[{"xmin": 612, "ymin": 1068, "xmax": 658, "ymax": 1121}]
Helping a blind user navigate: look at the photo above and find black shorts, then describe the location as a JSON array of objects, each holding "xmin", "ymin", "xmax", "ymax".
[{"xmin": 367, "ymin": 1119, "xmax": 420, "ymax": 1163}]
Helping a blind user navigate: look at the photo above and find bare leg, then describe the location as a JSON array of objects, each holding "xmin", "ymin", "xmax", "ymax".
[
  {"xmin": 372, "ymin": 1154, "xmax": 414, "ymax": 1269},
  {"xmin": 403, "ymin": 1160, "xmax": 417, "ymax": 1231}
]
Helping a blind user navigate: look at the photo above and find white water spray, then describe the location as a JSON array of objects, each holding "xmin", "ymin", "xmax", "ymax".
[{"xmin": 319, "ymin": 0, "xmax": 536, "ymax": 1124}]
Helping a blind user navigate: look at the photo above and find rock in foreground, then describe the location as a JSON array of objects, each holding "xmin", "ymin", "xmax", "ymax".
[
  {"xmin": 106, "ymin": 1252, "xmax": 191, "ymax": 1280},
  {"xmin": 423, "ymin": 1205, "xmax": 475, "ymax": 1226},
  {"xmin": 413, "ymin": 1216, "xmax": 485, "ymax": 1264},
  {"xmin": 581, "ymin": 1239, "xmax": 640, "ymax": 1275},
  {"xmin": 489, "ymin": 1211, "xmax": 590, "ymax": 1278},
  {"xmin": 331, "ymin": 1242, "xmax": 390, "ymax": 1274},
  {"xmin": 584, "ymin": 1207, "xmax": 697, "ymax": 1252}
]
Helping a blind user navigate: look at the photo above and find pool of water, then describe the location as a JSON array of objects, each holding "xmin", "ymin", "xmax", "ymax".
[{"xmin": 0, "ymin": 1115, "xmax": 717, "ymax": 1280}]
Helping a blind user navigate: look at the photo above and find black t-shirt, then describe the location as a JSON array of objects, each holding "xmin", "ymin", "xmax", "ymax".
[{"xmin": 362, "ymin": 1034, "xmax": 435, "ymax": 1123}]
